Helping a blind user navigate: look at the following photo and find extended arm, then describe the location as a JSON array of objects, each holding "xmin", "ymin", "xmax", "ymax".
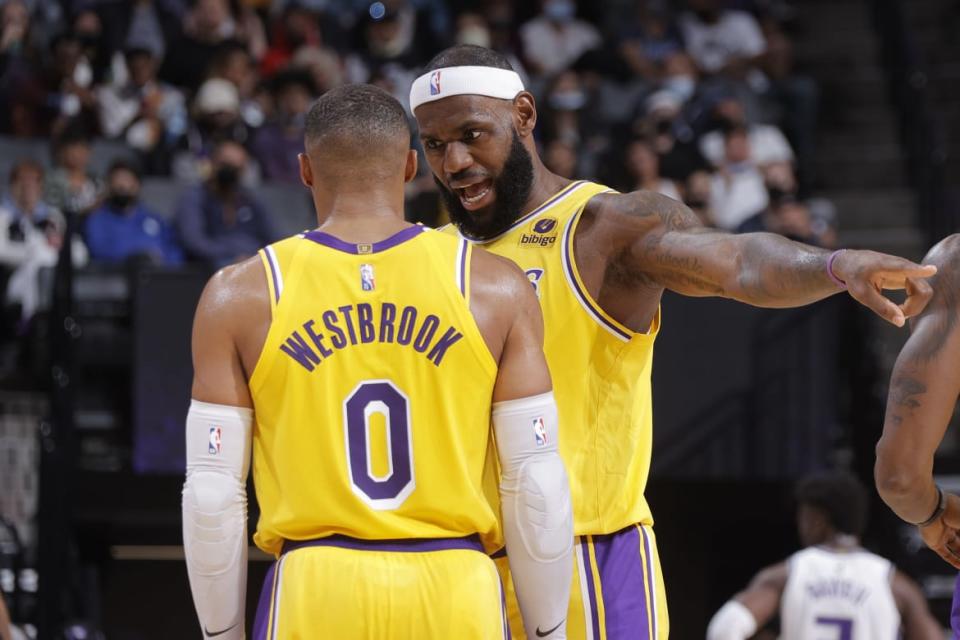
[
  {"xmin": 0, "ymin": 591, "xmax": 11, "ymax": 640},
  {"xmin": 707, "ymin": 562, "xmax": 787, "ymax": 640},
  {"xmin": 183, "ymin": 267, "xmax": 255, "ymax": 640},
  {"xmin": 875, "ymin": 235, "xmax": 960, "ymax": 567},
  {"xmin": 611, "ymin": 191, "xmax": 935, "ymax": 326},
  {"xmin": 486, "ymin": 258, "xmax": 573, "ymax": 639},
  {"xmin": 890, "ymin": 570, "xmax": 943, "ymax": 639}
]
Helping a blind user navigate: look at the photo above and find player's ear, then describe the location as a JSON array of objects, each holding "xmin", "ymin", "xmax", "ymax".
[
  {"xmin": 404, "ymin": 149, "xmax": 418, "ymax": 183},
  {"xmin": 298, "ymin": 153, "xmax": 313, "ymax": 188},
  {"xmin": 514, "ymin": 92, "xmax": 537, "ymax": 138}
]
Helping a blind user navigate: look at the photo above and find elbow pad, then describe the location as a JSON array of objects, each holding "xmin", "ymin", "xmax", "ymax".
[
  {"xmin": 182, "ymin": 400, "xmax": 252, "ymax": 640},
  {"xmin": 494, "ymin": 392, "xmax": 573, "ymax": 639},
  {"xmin": 707, "ymin": 600, "xmax": 758, "ymax": 640}
]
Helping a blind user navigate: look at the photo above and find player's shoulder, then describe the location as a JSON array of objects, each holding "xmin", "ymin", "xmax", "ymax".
[
  {"xmin": 923, "ymin": 233, "xmax": 960, "ymax": 268},
  {"xmin": 196, "ymin": 255, "xmax": 269, "ymax": 329},
  {"xmin": 471, "ymin": 244, "xmax": 531, "ymax": 294},
  {"xmin": 585, "ymin": 187, "xmax": 701, "ymax": 237}
]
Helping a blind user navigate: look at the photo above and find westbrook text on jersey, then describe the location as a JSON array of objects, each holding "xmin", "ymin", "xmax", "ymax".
[{"xmin": 279, "ymin": 302, "xmax": 464, "ymax": 370}]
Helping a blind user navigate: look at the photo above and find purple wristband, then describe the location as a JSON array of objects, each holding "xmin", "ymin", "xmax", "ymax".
[{"xmin": 827, "ymin": 249, "xmax": 847, "ymax": 289}]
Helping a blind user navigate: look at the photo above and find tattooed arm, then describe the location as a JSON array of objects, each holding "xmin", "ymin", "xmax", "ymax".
[
  {"xmin": 603, "ymin": 191, "xmax": 935, "ymax": 325},
  {"xmin": 875, "ymin": 235, "xmax": 960, "ymax": 568}
]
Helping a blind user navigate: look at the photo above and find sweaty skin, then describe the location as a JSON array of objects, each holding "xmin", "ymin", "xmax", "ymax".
[
  {"xmin": 415, "ymin": 93, "xmax": 936, "ymax": 330},
  {"xmin": 876, "ymin": 234, "xmax": 960, "ymax": 569}
]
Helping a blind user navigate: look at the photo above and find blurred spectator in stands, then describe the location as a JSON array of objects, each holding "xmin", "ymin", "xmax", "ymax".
[
  {"xmin": 539, "ymin": 69, "xmax": 612, "ymax": 176},
  {"xmin": 699, "ymin": 96, "xmax": 793, "ymax": 169},
  {"xmin": 251, "ymin": 70, "xmax": 315, "ymax": 184},
  {"xmin": 173, "ymin": 77, "xmax": 255, "ymax": 182},
  {"xmin": 72, "ymin": 6, "xmax": 111, "ymax": 85},
  {"xmin": 261, "ymin": 3, "xmax": 324, "ymax": 77},
  {"xmin": 486, "ymin": 1, "xmax": 531, "ymax": 85},
  {"xmin": 0, "ymin": 0, "xmax": 46, "ymax": 136},
  {"xmin": 291, "ymin": 45, "xmax": 344, "ymax": 96},
  {"xmin": 678, "ymin": 0, "xmax": 766, "ymax": 83},
  {"xmin": 346, "ymin": 0, "xmax": 435, "ymax": 94},
  {"xmin": 208, "ymin": 40, "xmax": 265, "ymax": 130},
  {"xmin": 97, "ymin": 46, "xmax": 187, "ymax": 175},
  {"xmin": 624, "ymin": 137, "xmax": 681, "ymax": 199},
  {"xmin": 175, "ymin": 140, "xmax": 276, "ymax": 269},
  {"xmin": 544, "ymin": 139, "xmax": 579, "ymax": 179},
  {"xmin": 757, "ymin": 14, "xmax": 818, "ymax": 190},
  {"xmin": 44, "ymin": 124, "xmax": 101, "ymax": 215},
  {"xmin": 95, "ymin": 0, "xmax": 186, "ymax": 68},
  {"xmin": 684, "ymin": 169, "xmax": 714, "ymax": 225},
  {"xmin": 85, "ymin": 160, "xmax": 184, "ymax": 266},
  {"xmin": 709, "ymin": 123, "xmax": 769, "ymax": 231},
  {"xmin": 618, "ymin": 1, "xmax": 685, "ymax": 82},
  {"xmin": 0, "ymin": 159, "xmax": 87, "ymax": 322},
  {"xmin": 634, "ymin": 90, "xmax": 709, "ymax": 183},
  {"xmin": 44, "ymin": 31, "xmax": 98, "ymax": 136},
  {"xmin": 161, "ymin": 0, "xmax": 267, "ymax": 90},
  {"xmin": 520, "ymin": 0, "xmax": 600, "ymax": 79}
]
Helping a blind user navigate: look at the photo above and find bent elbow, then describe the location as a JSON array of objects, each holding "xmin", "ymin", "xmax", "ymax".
[{"xmin": 874, "ymin": 443, "xmax": 926, "ymax": 506}]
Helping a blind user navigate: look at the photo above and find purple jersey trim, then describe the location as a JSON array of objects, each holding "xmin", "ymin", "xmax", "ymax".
[
  {"xmin": 281, "ymin": 533, "xmax": 484, "ymax": 554},
  {"xmin": 263, "ymin": 247, "xmax": 281, "ymax": 303},
  {"xmin": 561, "ymin": 212, "xmax": 632, "ymax": 341},
  {"xmin": 303, "ymin": 225, "xmax": 425, "ymax": 254},
  {"xmin": 458, "ymin": 238, "xmax": 469, "ymax": 297}
]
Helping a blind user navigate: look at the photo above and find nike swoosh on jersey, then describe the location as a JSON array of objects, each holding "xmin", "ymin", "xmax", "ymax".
[
  {"xmin": 535, "ymin": 619, "xmax": 565, "ymax": 637},
  {"xmin": 205, "ymin": 623, "xmax": 239, "ymax": 638}
]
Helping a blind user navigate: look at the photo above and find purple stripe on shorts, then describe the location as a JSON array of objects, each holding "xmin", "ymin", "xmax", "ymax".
[
  {"xmin": 303, "ymin": 225, "xmax": 425, "ymax": 254},
  {"xmin": 282, "ymin": 533, "xmax": 484, "ymax": 555},
  {"xmin": 251, "ymin": 560, "xmax": 278, "ymax": 640},
  {"xmin": 951, "ymin": 573, "xmax": 960, "ymax": 636},
  {"xmin": 581, "ymin": 539, "xmax": 602, "ymax": 640},
  {"xmin": 591, "ymin": 525, "xmax": 652, "ymax": 640}
]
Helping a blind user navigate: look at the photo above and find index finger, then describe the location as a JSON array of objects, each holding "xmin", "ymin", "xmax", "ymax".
[{"xmin": 877, "ymin": 263, "xmax": 938, "ymax": 281}]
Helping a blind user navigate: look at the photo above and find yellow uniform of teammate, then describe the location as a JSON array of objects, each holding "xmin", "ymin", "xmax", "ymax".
[
  {"xmin": 443, "ymin": 180, "xmax": 668, "ymax": 639},
  {"xmin": 249, "ymin": 227, "xmax": 507, "ymax": 638}
]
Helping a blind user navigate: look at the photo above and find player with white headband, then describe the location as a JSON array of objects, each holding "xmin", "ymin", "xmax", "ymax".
[{"xmin": 410, "ymin": 45, "xmax": 938, "ymax": 640}]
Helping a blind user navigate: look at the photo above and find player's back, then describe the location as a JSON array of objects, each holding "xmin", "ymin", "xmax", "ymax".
[
  {"xmin": 248, "ymin": 225, "xmax": 500, "ymax": 554},
  {"xmin": 780, "ymin": 546, "xmax": 901, "ymax": 640}
]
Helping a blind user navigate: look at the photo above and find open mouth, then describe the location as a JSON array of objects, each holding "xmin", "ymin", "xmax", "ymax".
[{"xmin": 453, "ymin": 178, "xmax": 494, "ymax": 211}]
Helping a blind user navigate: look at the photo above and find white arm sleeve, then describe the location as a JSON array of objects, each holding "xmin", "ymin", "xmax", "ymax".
[
  {"xmin": 182, "ymin": 400, "xmax": 252, "ymax": 640},
  {"xmin": 493, "ymin": 392, "xmax": 573, "ymax": 640},
  {"xmin": 706, "ymin": 600, "xmax": 758, "ymax": 640}
]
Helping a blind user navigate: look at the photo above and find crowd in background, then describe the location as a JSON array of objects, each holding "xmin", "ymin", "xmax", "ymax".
[{"xmin": 0, "ymin": 0, "xmax": 835, "ymax": 345}]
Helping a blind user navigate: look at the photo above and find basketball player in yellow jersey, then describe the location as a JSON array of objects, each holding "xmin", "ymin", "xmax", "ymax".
[
  {"xmin": 409, "ymin": 45, "xmax": 938, "ymax": 640},
  {"xmin": 181, "ymin": 84, "xmax": 576, "ymax": 640}
]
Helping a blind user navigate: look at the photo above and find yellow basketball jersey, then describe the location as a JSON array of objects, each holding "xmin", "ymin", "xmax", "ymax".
[
  {"xmin": 249, "ymin": 226, "xmax": 500, "ymax": 555},
  {"xmin": 442, "ymin": 181, "xmax": 660, "ymax": 536}
]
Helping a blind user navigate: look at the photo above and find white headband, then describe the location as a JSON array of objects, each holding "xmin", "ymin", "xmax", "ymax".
[{"xmin": 409, "ymin": 66, "xmax": 525, "ymax": 111}]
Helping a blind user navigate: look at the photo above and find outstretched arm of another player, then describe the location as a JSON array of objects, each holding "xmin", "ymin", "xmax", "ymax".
[
  {"xmin": 707, "ymin": 562, "xmax": 786, "ymax": 640},
  {"xmin": 475, "ymin": 252, "xmax": 574, "ymax": 639},
  {"xmin": 183, "ymin": 266, "xmax": 258, "ymax": 640},
  {"xmin": 876, "ymin": 235, "xmax": 960, "ymax": 569},
  {"xmin": 0, "ymin": 591, "xmax": 12, "ymax": 640},
  {"xmin": 891, "ymin": 570, "xmax": 943, "ymax": 639},
  {"xmin": 605, "ymin": 191, "xmax": 935, "ymax": 327}
]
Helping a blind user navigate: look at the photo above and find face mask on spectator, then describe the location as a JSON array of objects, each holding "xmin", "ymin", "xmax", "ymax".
[
  {"xmin": 107, "ymin": 192, "xmax": 136, "ymax": 210},
  {"xmin": 544, "ymin": 0, "xmax": 576, "ymax": 23},
  {"xmin": 549, "ymin": 90, "xmax": 587, "ymax": 111},
  {"xmin": 663, "ymin": 75, "xmax": 696, "ymax": 103},
  {"xmin": 215, "ymin": 164, "xmax": 241, "ymax": 190},
  {"xmin": 456, "ymin": 26, "xmax": 491, "ymax": 48}
]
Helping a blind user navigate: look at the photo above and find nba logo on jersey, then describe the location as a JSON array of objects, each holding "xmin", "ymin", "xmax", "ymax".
[
  {"xmin": 360, "ymin": 264, "xmax": 375, "ymax": 291},
  {"xmin": 208, "ymin": 426, "xmax": 222, "ymax": 455},
  {"xmin": 429, "ymin": 71, "xmax": 441, "ymax": 95},
  {"xmin": 533, "ymin": 417, "xmax": 547, "ymax": 446}
]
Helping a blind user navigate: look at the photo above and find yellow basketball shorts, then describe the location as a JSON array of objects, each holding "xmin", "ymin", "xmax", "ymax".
[
  {"xmin": 496, "ymin": 524, "xmax": 668, "ymax": 640},
  {"xmin": 253, "ymin": 535, "xmax": 509, "ymax": 640}
]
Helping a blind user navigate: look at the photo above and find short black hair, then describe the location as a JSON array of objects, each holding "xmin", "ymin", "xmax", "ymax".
[
  {"xmin": 304, "ymin": 83, "xmax": 409, "ymax": 162},
  {"xmin": 107, "ymin": 158, "xmax": 142, "ymax": 181},
  {"xmin": 796, "ymin": 471, "xmax": 868, "ymax": 536},
  {"xmin": 423, "ymin": 45, "xmax": 515, "ymax": 73}
]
